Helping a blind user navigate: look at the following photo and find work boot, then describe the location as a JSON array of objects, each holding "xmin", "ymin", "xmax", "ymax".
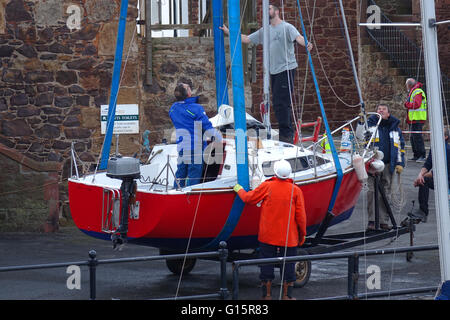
[
  {"xmin": 261, "ymin": 281, "xmax": 272, "ymax": 300},
  {"xmin": 408, "ymin": 209, "xmax": 425, "ymax": 223},
  {"xmin": 282, "ymin": 282, "xmax": 296, "ymax": 300}
]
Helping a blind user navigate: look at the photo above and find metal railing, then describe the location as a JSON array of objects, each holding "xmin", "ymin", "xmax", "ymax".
[
  {"xmin": 366, "ymin": 0, "xmax": 450, "ymax": 114},
  {"xmin": 232, "ymin": 244, "xmax": 439, "ymax": 300},
  {"xmin": 0, "ymin": 242, "xmax": 229, "ymax": 300},
  {"xmin": 0, "ymin": 241, "xmax": 440, "ymax": 300}
]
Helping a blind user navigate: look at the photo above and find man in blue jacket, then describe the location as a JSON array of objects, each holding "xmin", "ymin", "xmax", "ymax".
[
  {"xmin": 412, "ymin": 128, "xmax": 450, "ymax": 222},
  {"xmin": 169, "ymin": 82, "xmax": 221, "ymax": 188},
  {"xmin": 358, "ymin": 104, "xmax": 406, "ymax": 230}
]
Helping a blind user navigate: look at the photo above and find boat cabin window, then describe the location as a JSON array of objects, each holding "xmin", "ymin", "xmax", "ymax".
[{"xmin": 262, "ymin": 156, "xmax": 330, "ymax": 177}]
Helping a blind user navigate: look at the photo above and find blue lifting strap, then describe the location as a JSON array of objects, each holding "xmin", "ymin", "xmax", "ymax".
[
  {"xmin": 200, "ymin": 0, "xmax": 249, "ymax": 250},
  {"xmin": 295, "ymin": 0, "xmax": 343, "ymax": 212},
  {"xmin": 99, "ymin": 0, "xmax": 129, "ymax": 170}
]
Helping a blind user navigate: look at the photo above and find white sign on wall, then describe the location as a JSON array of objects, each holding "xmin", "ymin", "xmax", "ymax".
[{"xmin": 101, "ymin": 104, "xmax": 139, "ymax": 134}]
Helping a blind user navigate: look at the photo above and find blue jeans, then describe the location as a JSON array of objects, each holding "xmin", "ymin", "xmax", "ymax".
[
  {"xmin": 174, "ymin": 151, "xmax": 203, "ymax": 188},
  {"xmin": 259, "ymin": 242, "xmax": 297, "ymax": 282}
]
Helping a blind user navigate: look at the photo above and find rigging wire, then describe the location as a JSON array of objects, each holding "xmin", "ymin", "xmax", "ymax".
[
  {"xmin": 293, "ymin": 0, "xmax": 316, "ymax": 148},
  {"xmin": 92, "ymin": 24, "xmax": 138, "ymax": 181},
  {"xmin": 277, "ymin": 0, "xmax": 302, "ymax": 297}
]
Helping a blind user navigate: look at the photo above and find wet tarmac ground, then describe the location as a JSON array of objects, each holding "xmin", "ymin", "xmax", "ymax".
[{"xmin": 0, "ymin": 158, "xmax": 443, "ymax": 300}]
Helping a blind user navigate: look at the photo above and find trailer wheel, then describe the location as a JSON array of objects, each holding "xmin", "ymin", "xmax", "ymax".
[
  {"xmin": 294, "ymin": 249, "xmax": 311, "ymax": 288},
  {"xmin": 160, "ymin": 250, "xmax": 197, "ymax": 275},
  {"xmin": 406, "ymin": 251, "xmax": 414, "ymax": 262}
]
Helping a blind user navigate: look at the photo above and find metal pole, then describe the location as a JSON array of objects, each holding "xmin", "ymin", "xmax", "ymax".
[
  {"xmin": 262, "ymin": 0, "xmax": 271, "ymax": 137},
  {"xmin": 359, "ymin": 23, "xmax": 421, "ymax": 27},
  {"xmin": 145, "ymin": 0, "xmax": 153, "ymax": 85},
  {"xmin": 337, "ymin": 0, "xmax": 363, "ymax": 107},
  {"xmin": 165, "ymin": 155, "xmax": 169, "ymax": 192},
  {"xmin": 219, "ymin": 241, "xmax": 229, "ymax": 300},
  {"xmin": 232, "ymin": 263, "xmax": 240, "ymax": 300},
  {"xmin": 347, "ymin": 254, "xmax": 359, "ymax": 300},
  {"xmin": 88, "ymin": 250, "xmax": 98, "ymax": 300},
  {"xmin": 420, "ymin": 0, "xmax": 450, "ymax": 282},
  {"xmin": 374, "ymin": 174, "xmax": 380, "ymax": 230}
]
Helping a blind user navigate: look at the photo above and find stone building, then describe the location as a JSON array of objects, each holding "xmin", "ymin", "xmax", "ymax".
[{"xmin": 0, "ymin": 0, "xmax": 448, "ymax": 232}]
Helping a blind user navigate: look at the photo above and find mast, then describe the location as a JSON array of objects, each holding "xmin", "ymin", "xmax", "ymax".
[
  {"xmin": 228, "ymin": 0, "xmax": 250, "ymax": 191},
  {"xmin": 337, "ymin": 0, "xmax": 367, "ymax": 127},
  {"xmin": 420, "ymin": 0, "xmax": 450, "ymax": 281},
  {"xmin": 262, "ymin": 0, "xmax": 272, "ymax": 137},
  {"xmin": 212, "ymin": 0, "xmax": 229, "ymax": 109},
  {"xmin": 99, "ymin": 0, "xmax": 129, "ymax": 170}
]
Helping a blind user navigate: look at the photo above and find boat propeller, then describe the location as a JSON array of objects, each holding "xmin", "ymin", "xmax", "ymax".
[{"xmin": 106, "ymin": 156, "xmax": 141, "ymax": 250}]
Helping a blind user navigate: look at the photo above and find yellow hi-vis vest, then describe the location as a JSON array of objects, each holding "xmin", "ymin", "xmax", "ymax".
[
  {"xmin": 320, "ymin": 135, "xmax": 331, "ymax": 153},
  {"xmin": 408, "ymin": 88, "xmax": 427, "ymax": 121}
]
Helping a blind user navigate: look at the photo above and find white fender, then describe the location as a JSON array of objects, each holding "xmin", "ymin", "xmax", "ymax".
[
  {"xmin": 353, "ymin": 155, "xmax": 368, "ymax": 182},
  {"xmin": 370, "ymin": 159, "xmax": 385, "ymax": 173}
]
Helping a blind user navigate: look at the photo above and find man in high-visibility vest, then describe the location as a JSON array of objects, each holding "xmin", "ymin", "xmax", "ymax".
[
  {"xmin": 320, "ymin": 134, "xmax": 331, "ymax": 154},
  {"xmin": 404, "ymin": 78, "xmax": 427, "ymax": 162}
]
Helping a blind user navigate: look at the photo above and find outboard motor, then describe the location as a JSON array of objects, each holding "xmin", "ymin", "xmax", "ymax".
[{"xmin": 106, "ymin": 156, "xmax": 140, "ymax": 249}]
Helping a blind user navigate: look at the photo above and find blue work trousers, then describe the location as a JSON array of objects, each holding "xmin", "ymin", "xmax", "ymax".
[
  {"xmin": 259, "ymin": 242, "xmax": 297, "ymax": 283},
  {"xmin": 174, "ymin": 151, "xmax": 203, "ymax": 188}
]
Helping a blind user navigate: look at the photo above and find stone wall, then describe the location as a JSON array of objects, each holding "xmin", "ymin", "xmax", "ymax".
[
  {"xmin": 0, "ymin": 143, "xmax": 61, "ymax": 232},
  {"xmin": 0, "ymin": 0, "xmax": 139, "ymax": 232}
]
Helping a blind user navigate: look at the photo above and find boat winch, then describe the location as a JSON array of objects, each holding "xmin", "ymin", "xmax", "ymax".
[{"xmin": 106, "ymin": 156, "xmax": 140, "ymax": 249}]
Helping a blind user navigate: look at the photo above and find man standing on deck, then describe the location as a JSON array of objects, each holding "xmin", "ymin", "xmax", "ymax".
[
  {"xmin": 169, "ymin": 82, "xmax": 222, "ymax": 188},
  {"xmin": 233, "ymin": 159, "xmax": 307, "ymax": 300},
  {"xmin": 404, "ymin": 78, "xmax": 427, "ymax": 162},
  {"xmin": 220, "ymin": 4, "xmax": 313, "ymax": 143}
]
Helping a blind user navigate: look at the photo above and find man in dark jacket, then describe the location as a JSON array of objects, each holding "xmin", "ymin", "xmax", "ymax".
[
  {"xmin": 412, "ymin": 128, "xmax": 450, "ymax": 222},
  {"xmin": 169, "ymin": 83, "xmax": 222, "ymax": 188},
  {"xmin": 357, "ymin": 104, "xmax": 406, "ymax": 230},
  {"xmin": 405, "ymin": 78, "xmax": 427, "ymax": 162}
]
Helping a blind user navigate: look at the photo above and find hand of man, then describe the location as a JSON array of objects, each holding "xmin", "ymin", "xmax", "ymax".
[
  {"xmin": 395, "ymin": 165, "xmax": 403, "ymax": 174},
  {"xmin": 219, "ymin": 25, "xmax": 229, "ymax": 35},
  {"xmin": 424, "ymin": 171, "xmax": 433, "ymax": 179},
  {"xmin": 358, "ymin": 112, "xmax": 365, "ymax": 124},
  {"xmin": 299, "ymin": 235, "xmax": 306, "ymax": 246},
  {"xmin": 233, "ymin": 184, "xmax": 243, "ymax": 193},
  {"xmin": 307, "ymin": 42, "xmax": 313, "ymax": 51},
  {"xmin": 414, "ymin": 174, "xmax": 425, "ymax": 187}
]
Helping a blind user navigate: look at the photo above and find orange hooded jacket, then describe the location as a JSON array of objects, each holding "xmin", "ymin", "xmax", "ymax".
[{"xmin": 237, "ymin": 177, "xmax": 307, "ymax": 247}]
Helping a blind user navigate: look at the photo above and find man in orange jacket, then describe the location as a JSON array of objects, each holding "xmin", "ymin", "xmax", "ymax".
[{"xmin": 233, "ymin": 159, "xmax": 307, "ymax": 300}]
